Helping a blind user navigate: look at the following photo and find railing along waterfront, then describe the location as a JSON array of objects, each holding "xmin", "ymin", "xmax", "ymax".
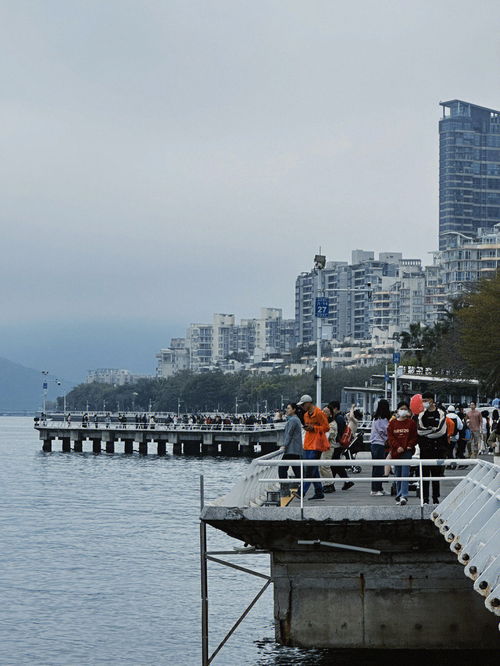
[
  {"xmin": 213, "ymin": 456, "xmax": 492, "ymax": 509},
  {"xmin": 37, "ymin": 419, "xmax": 284, "ymax": 433},
  {"xmin": 212, "ymin": 449, "xmax": 283, "ymax": 507},
  {"xmin": 430, "ymin": 462, "xmax": 500, "ymax": 619}
]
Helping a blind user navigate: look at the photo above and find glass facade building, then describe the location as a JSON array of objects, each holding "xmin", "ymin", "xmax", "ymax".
[{"xmin": 439, "ymin": 100, "xmax": 500, "ymax": 250}]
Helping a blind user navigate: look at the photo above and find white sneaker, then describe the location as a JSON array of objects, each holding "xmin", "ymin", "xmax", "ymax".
[
  {"xmin": 370, "ymin": 491, "xmax": 386, "ymax": 496},
  {"xmin": 399, "ymin": 497, "xmax": 408, "ymax": 506}
]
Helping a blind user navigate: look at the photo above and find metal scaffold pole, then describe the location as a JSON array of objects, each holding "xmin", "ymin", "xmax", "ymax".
[{"xmin": 200, "ymin": 475, "xmax": 209, "ymax": 666}]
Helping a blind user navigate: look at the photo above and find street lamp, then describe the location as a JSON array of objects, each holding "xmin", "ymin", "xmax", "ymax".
[
  {"xmin": 313, "ymin": 253, "xmax": 327, "ymax": 407},
  {"xmin": 235, "ymin": 397, "xmax": 239, "ymax": 415},
  {"xmin": 132, "ymin": 392, "xmax": 138, "ymax": 411}
]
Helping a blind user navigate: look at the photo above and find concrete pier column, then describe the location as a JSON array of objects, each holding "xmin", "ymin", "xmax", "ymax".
[
  {"xmin": 201, "ymin": 433, "xmax": 216, "ymax": 456},
  {"xmin": 139, "ymin": 441, "xmax": 148, "ymax": 455},
  {"xmin": 239, "ymin": 435, "xmax": 254, "ymax": 457},
  {"xmin": 106, "ymin": 440, "xmax": 115, "ymax": 454},
  {"xmin": 103, "ymin": 432, "xmax": 115, "ymax": 454},
  {"xmin": 74, "ymin": 439, "xmax": 83, "ymax": 452},
  {"xmin": 170, "ymin": 432, "xmax": 181, "ymax": 455},
  {"xmin": 157, "ymin": 440, "xmax": 167, "ymax": 456},
  {"xmin": 92, "ymin": 438, "xmax": 101, "ymax": 454},
  {"xmin": 62, "ymin": 437, "xmax": 71, "ymax": 452},
  {"xmin": 124, "ymin": 439, "xmax": 134, "ymax": 455},
  {"xmin": 42, "ymin": 438, "xmax": 52, "ymax": 452}
]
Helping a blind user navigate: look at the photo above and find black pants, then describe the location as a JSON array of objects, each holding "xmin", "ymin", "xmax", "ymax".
[
  {"xmin": 422, "ymin": 464, "xmax": 444, "ymax": 502},
  {"xmin": 456, "ymin": 437, "xmax": 467, "ymax": 459},
  {"xmin": 278, "ymin": 454, "xmax": 301, "ymax": 481},
  {"xmin": 331, "ymin": 446, "xmax": 348, "ymax": 479}
]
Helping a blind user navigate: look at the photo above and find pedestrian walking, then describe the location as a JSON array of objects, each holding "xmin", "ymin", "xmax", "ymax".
[
  {"xmin": 370, "ymin": 399, "xmax": 391, "ymax": 496},
  {"xmin": 466, "ymin": 402, "xmax": 482, "ymax": 458}
]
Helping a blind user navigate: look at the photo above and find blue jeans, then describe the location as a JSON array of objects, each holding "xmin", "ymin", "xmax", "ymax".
[
  {"xmin": 301, "ymin": 450, "xmax": 323, "ymax": 497},
  {"xmin": 371, "ymin": 443, "xmax": 386, "ymax": 492},
  {"xmin": 395, "ymin": 449, "xmax": 413, "ymax": 498}
]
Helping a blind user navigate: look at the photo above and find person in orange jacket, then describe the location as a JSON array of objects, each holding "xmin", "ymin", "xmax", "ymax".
[{"xmin": 294, "ymin": 394, "xmax": 330, "ymax": 500}]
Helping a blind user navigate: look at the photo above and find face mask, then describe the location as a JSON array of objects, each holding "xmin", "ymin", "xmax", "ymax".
[
  {"xmin": 422, "ymin": 401, "xmax": 430, "ymax": 410},
  {"xmin": 398, "ymin": 409, "xmax": 409, "ymax": 417}
]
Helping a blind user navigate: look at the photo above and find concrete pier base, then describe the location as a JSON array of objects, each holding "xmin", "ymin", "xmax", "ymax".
[
  {"xmin": 203, "ymin": 505, "xmax": 500, "ymax": 650},
  {"xmin": 62, "ymin": 437, "xmax": 71, "ymax": 452},
  {"xmin": 124, "ymin": 440, "xmax": 134, "ymax": 455},
  {"xmin": 42, "ymin": 438, "xmax": 52, "ymax": 452},
  {"xmin": 139, "ymin": 442, "xmax": 148, "ymax": 455},
  {"xmin": 92, "ymin": 438, "xmax": 101, "ymax": 454},
  {"xmin": 172, "ymin": 442, "xmax": 182, "ymax": 455},
  {"xmin": 106, "ymin": 441, "xmax": 115, "ymax": 454},
  {"xmin": 157, "ymin": 441, "xmax": 167, "ymax": 456},
  {"xmin": 74, "ymin": 439, "xmax": 83, "ymax": 452}
]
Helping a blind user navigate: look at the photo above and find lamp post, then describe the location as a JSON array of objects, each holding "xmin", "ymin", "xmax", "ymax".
[
  {"xmin": 41, "ymin": 370, "xmax": 49, "ymax": 414},
  {"xmin": 313, "ymin": 253, "xmax": 327, "ymax": 407},
  {"xmin": 235, "ymin": 397, "xmax": 239, "ymax": 415}
]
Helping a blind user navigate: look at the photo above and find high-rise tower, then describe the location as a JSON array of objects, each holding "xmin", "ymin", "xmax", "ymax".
[{"xmin": 439, "ymin": 100, "xmax": 500, "ymax": 249}]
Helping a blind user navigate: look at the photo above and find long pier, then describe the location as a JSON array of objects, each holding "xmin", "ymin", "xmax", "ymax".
[{"xmin": 34, "ymin": 422, "xmax": 284, "ymax": 456}]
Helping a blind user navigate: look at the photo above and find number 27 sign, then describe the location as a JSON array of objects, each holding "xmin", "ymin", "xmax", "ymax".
[{"xmin": 315, "ymin": 297, "xmax": 329, "ymax": 318}]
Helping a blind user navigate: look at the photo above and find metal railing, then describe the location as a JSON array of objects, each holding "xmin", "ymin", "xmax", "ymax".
[
  {"xmin": 214, "ymin": 456, "xmax": 484, "ymax": 508},
  {"xmin": 35, "ymin": 420, "xmax": 285, "ymax": 433},
  {"xmin": 429, "ymin": 460, "xmax": 499, "ymax": 619},
  {"xmin": 211, "ymin": 449, "xmax": 283, "ymax": 507}
]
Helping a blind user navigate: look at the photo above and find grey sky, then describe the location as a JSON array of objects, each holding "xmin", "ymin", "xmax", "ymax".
[{"xmin": 1, "ymin": 0, "xmax": 499, "ymax": 378}]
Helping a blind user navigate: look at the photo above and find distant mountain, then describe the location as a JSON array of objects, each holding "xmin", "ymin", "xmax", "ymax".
[{"xmin": 0, "ymin": 357, "xmax": 75, "ymax": 413}]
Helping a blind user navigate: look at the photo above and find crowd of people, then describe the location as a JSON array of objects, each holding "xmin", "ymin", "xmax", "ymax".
[{"xmin": 278, "ymin": 393, "xmax": 499, "ymax": 505}]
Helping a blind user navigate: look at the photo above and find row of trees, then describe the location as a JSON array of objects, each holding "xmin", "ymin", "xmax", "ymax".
[
  {"xmin": 400, "ymin": 272, "xmax": 499, "ymax": 394},
  {"xmin": 60, "ymin": 366, "xmax": 380, "ymax": 413}
]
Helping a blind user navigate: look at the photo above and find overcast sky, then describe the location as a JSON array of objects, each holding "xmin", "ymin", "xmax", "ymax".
[{"xmin": 1, "ymin": 0, "xmax": 499, "ymax": 380}]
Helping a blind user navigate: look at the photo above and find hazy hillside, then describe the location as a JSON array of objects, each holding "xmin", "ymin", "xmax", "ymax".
[{"xmin": 0, "ymin": 357, "xmax": 73, "ymax": 413}]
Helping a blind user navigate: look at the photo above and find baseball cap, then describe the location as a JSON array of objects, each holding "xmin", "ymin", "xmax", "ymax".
[{"xmin": 297, "ymin": 394, "xmax": 313, "ymax": 405}]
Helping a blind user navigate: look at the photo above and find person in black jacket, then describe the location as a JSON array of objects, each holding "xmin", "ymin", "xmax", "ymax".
[{"xmin": 417, "ymin": 391, "xmax": 448, "ymax": 504}]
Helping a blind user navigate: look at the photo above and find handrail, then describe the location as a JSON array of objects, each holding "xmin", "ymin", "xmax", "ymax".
[
  {"xmin": 214, "ymin": 456, "xmax": 487, "ymax": 509},
  {"xmin": 35, "ymin": 420, "xmax": 285, "ymax": 433},
  {"xmin": 211, "ymin": 449, "xmax": 283, "ymax": 508}
]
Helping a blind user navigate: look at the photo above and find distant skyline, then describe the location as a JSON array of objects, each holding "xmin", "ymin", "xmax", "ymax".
[{"xmin": 1, "ymin": 1, "xmax": 499, "ymax": 380}]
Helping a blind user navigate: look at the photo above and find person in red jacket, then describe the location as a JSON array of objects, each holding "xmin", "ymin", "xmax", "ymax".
[
  {"xmin": 294, "ymin": 394, "xmax": 330, "ymax": 500},
  {"xmin": 387, "ymin": 400, "xmax": 417, "ymax": 506}
]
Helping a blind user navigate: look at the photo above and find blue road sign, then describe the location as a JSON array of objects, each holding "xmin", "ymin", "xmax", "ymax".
[
  {"xmin": 315, "ymin": 297, "xmax": 329, "ymax": 318},
  {"xmin": 42, "ymin": 382, "xmax": 48, "ymax": 390},
  {"xmin": 393, "ymin": 352, "xmax": 401, "ymax": 364}
]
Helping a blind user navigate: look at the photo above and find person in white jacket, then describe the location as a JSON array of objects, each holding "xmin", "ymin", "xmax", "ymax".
[{"xmin": 446, "ymin": 405, "xmax": 463, "ymax": 460}]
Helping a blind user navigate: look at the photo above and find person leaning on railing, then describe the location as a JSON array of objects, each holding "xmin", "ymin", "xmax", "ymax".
[{"xmin": 278, "ymin": 403, "xmax": 303, "ymax": 496}]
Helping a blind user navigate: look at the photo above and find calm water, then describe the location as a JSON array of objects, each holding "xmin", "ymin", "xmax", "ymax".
[{"xmin": 0, "ymin": 418, "xmax": 495, "ymax": 666}]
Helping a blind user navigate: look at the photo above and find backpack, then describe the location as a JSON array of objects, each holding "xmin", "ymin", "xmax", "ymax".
[
  {"xmin": 451, "ymin": 417, "xmax": 459, "ymax": 438},
  {"xmin": 339, "ymin": 425, "xmax": 353, "ymax": 447}
]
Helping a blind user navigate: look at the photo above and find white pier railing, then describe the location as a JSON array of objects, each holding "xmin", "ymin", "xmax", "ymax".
[
  {"xmin": 430, "ymin": 459, "xmax": 500, "ymax": 621},
  {"xmin": 211, "ymin": 449, "xmax": 283, "ymax": 507},
  {"xmin": 38, "ymin": 420, "xmax": 284, "ymax": 433}
]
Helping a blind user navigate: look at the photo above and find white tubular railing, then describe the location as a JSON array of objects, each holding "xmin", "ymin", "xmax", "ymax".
[
  {"xmin": 429, "ymin": 459, "xmax": 500, "ymax": 619},
  {"xmin": 38, "ymin": 420, "xmax": 284, "ymax": 433},
  {"xmin": 255, "ymin": 458, "xmax": 481, "ymax": 510},
  {"xmin": 211, "ymin": 450, "xmax": 283, "ymax": 508}
]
